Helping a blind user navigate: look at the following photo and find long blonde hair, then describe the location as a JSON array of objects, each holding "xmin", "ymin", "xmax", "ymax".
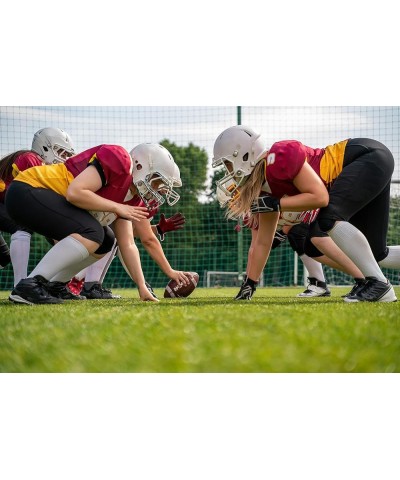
[{"xmin": 227, "ymin": 159, "xmax": 266, "ymax": 220}]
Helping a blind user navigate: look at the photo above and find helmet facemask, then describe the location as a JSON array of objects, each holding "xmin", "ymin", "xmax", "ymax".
[
  {"xmin": 215, "ymin": 159, "xmax": 247, "ymax": 199},
  {"xmin": 47, "ymin": 143, "xmax": 75, "ymax": 164},
  {"xmin": 216, "ymin": 179, "xmax": 240, "ymax": 208},
  {"xmin": 134, "ymin": 177, "xmax": 166, "ymax": 209},
  {"xmin": 135, "ymin": 173, "xmax": 180, "ymax": 210}
]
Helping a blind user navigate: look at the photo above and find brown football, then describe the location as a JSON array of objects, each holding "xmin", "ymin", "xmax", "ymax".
[{"xmin": 164, "ymin": 272, "xmax": 199, "ymax": 298}]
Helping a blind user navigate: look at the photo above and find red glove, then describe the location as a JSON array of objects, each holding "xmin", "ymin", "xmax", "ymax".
[{"xmin": 156, "ymin": 212, "xmax": 186, "ymax": 241}]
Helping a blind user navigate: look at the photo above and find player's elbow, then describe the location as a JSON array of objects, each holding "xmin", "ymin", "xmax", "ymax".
[
  {"xmin": 317, "ymin": 190, "xmax": 329, "ymax": 208},
  {"xmin": 66, "ymin": 185, "xmax": 80, "ymax": 204}
]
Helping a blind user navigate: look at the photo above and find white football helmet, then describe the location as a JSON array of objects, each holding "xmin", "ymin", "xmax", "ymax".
[
  {"xmin": 32, "ymin": 127, "xmax": 75, "ymax": 164},
  {"xmin": 130, "ymin": 143, "xmax": 181, "ymax": 208},
  {"xmin": 172, "ymin": 162, "xmax": 182, "ymax": 187},
  {"xmin": 212, "ymin": 125, "xmax": 268, "ymax": 197}
]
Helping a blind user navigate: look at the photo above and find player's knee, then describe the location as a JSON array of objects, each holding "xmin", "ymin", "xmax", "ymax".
[
  {"xmin": 317, "ymin": 217, "xmax": 336, "ymax": 233},
  {"xmin": 94, "ymin": 226, "xmax": 115, "ymax": 254},
  {"xmin": 287, "ymin": 231, "xmax": 306, "ymax": 255},
  {"xmin": 304, "ymin": 238, "xmax": 324, "ymax": 258}
]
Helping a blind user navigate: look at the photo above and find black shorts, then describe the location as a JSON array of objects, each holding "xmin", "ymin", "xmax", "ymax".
[
  {"xmin": 5, "ymin": 181, "xmax": 112, "ymax": 248},
  {"xmin": 317, "ymin": 138, "xmax": 394, "ymax": 261},
  {"xmin": 0, "ymin": 201, "xmax": 33, "ymax": 235}
]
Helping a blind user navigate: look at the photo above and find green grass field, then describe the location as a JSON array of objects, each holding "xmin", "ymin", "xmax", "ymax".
[{"xmin": 1, "ymin": 286, "xmax": 399, "ymax": 373}]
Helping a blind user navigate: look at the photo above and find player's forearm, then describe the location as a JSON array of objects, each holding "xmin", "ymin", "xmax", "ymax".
[
  {"xmin": 141, "ymin": 236, "xmax": 174, "ymax": 276},
  {"xmin": 118, "ymin": 243, "xmax": 147, "ymax": 288},
  {"xmin": 279, "ymin": 193, "xmax": 325, "ymax": 212},
  {"xmin": 66, "ymin": 187, "xmax": 118, "ymax": 213},
  {"xmin": 247, "ymin": 241, "xmax": 272, "ymax": 282}
]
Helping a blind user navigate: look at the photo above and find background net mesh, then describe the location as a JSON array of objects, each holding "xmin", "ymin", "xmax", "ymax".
[{"xmin": 1, "ymin": 106, "xmax": 399, "ymax": 289}]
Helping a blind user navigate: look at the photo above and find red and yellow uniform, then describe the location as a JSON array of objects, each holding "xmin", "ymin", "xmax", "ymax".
[
  {"xmin": 14, "ymin": 145, "xmax": 133, "ymax": 203},
  {"xmin": 262, "ymin": 139, "xmax": 348, "ymax": 197},
  {"xmin": 261, "ymin": 137, "xmax": 394, "ymax": 262}
]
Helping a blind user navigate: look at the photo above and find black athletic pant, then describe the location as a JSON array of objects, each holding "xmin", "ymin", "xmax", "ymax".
[
  {"xmin": 317, "ymin": 138, "xmax": 394, "ymax": 262},
  {"xmin": 5, "ymin": 181, "xmax": 115, "ymax": 254},
  {"xmin": 0, "ymin": 201, "xmax": 33, "ymax": 235}
]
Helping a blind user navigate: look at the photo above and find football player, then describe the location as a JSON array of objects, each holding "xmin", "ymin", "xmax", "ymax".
[
  {"xmin": 69, "ymin": 145, "xmax": 187, "ymax": 299},
  {"xmin": 213, "ymin": 126, "xmax": 400, "ymax": 302},
  {"xmin": 217, "ymin": 185, "xmax": 332, "ymax": 296},
  {"xmin": 218, "ymin": 187, "xmax": 364, "ymax": 299},
  {"xmin": 0, "ymin": 128, "xmax": 75, "ymax": 286},
  {"xmin": 5, "ymin": 142, "xmax": 191, "ymax": 304}
]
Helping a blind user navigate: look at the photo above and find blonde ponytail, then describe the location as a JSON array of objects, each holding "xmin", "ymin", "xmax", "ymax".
[{"xmin": 226, "ymin": 160, "xmax": 266, "ymax": 220}]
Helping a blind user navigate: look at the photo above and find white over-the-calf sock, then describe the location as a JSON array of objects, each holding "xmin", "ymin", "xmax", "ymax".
[
  {"xmin": 329, "ymin": 221, "xmax": 387, "ymax": 282},
  {"xmin": 99, "ymin": 243, "xmax": 118, "ymax": 283},
  {"xmin": 379, "ymin": 246, "xmax": 400, "ymax": 269},
  {"xmin": 85, "ymin": 245, "xmax": 117, "ymax": 283},
  {"xmin": 10, "ymin": 231, "xmax": 31, "ymax": 286},
  {"xmin": 72, "ymin": 268, "xmax": 88, "ymax": 281},
  {"xmin": 29, "ymin": 236, "xmax": 89, "ymax": 281},
  {"xmin": 300, "ymin": 254, "xmax": 325, "ymax": 282},
  {"xmin": 49, "ymin": 255, "xmax": 99, "ymax": 283}
]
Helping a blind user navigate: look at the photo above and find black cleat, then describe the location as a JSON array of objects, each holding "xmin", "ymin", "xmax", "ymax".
[
  {"xmin": 341, "ymin": 278, "xmax": 367, "ymax": 299},
  {"xmin": 344, "ymin": 276, "xmax": 397, "ymax": 303},
  {"xmin": 9, "ymin": 275, "xmax": 64, "ymax": 305},
  {"xmin": 47, "ymin": 281, "xmax": 86, "ymax": 300},
  {"xmin": 81, "ymin": 282, "xmax": 121, "ymax": 299}
]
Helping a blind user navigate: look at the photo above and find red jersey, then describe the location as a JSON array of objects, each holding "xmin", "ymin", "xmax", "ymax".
[
  {"xmin": 261, "ymin": 139, "xmax": 348, "ymax": 198},
  {"xmin": 0, "ymin": 151, "xmax": 43, "ymax": 203},
  {"xmin": 65, "ymin": 144, "xmax": 133, "ymax": 203},
  {"xmin": 15, "ymin": 144, "xmax": 133, "ymax": 204}
]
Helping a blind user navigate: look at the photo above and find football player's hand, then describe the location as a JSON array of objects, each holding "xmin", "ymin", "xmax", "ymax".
[
  {"xmin": 234, "ymin": 278, "xmax": 256, "ymax": 300},
  {"xmin": 157, "ymin": 212, "xmax": 186, "ymax": 241},
  {"xmin": 116, "ymin": 204, "xmax": 149, "ymax": 222},
  {"xmin": 271, "ymin": 230, "xmax": 288, "ymax": 250},
  {"xmin": 138, "ymin": 283, "xmax": 159, "ymax": 302},
  {"xmin": 250, "ymin": 195, "xmax": 280, "ymax": 213},
  {"xmin": 137, "ymin": 281, "xmax": 158, "ymax": 299},
  {"xmin": 169, "ymin": 270, "xmax": 191, "ymax": 286}
]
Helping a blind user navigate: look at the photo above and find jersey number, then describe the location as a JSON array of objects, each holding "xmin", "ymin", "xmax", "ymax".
[{"xmin": 266, "ymin": 153, "xmax": 275, "ymax": 165}]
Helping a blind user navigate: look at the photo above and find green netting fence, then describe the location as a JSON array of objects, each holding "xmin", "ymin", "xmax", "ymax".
[{"xmin": 1, "ymin": 106, "xmax": 399, "ymax": 289}]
